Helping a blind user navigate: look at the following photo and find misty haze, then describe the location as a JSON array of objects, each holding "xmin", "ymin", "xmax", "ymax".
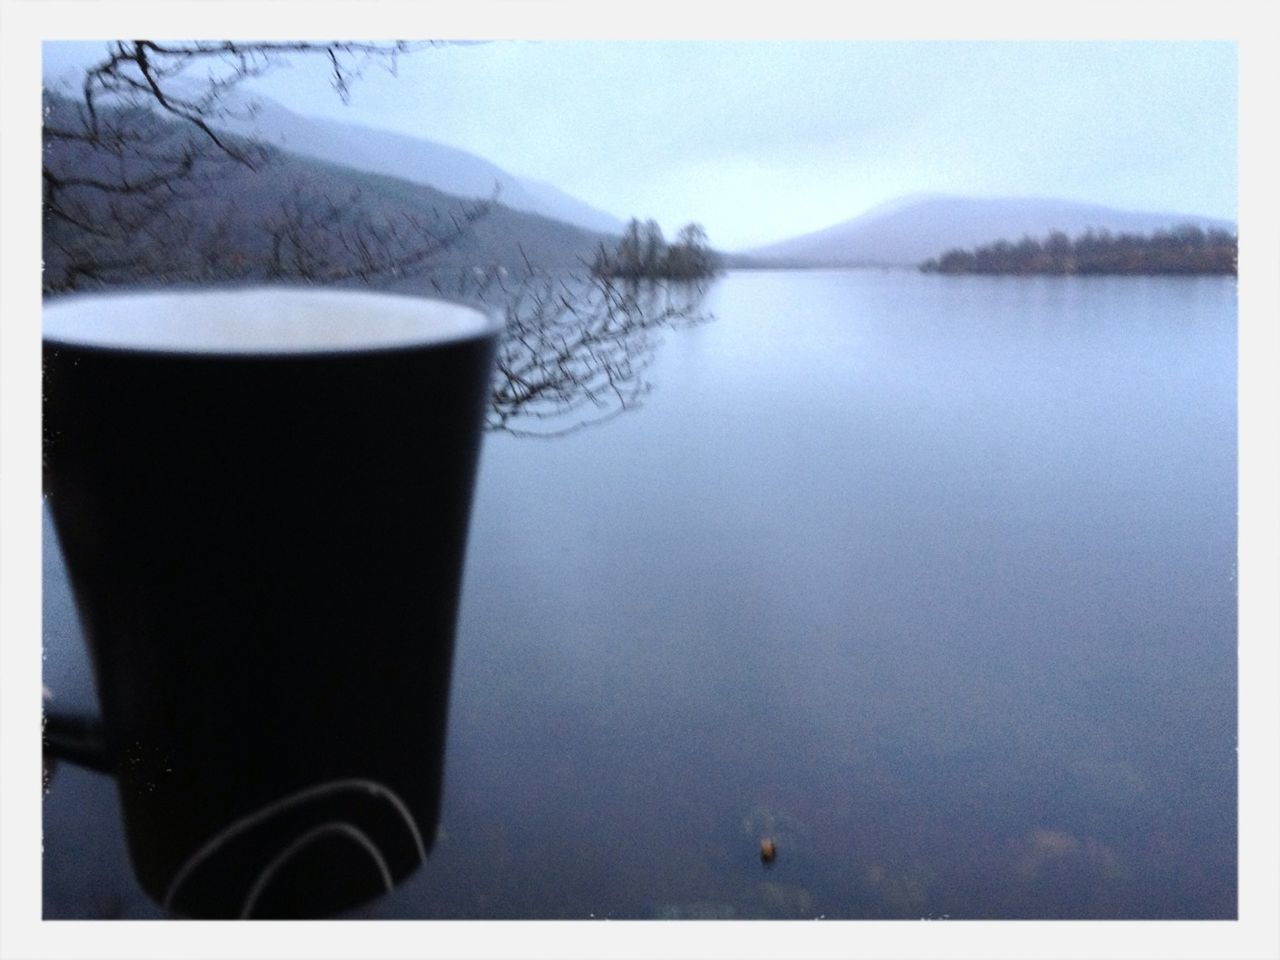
[{"xmin": 41, "ymin": 39, "xmax": 1236, "ymax": 920}]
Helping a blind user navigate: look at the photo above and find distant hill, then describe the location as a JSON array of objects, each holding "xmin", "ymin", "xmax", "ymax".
[
  {"xmin": 742, "ymin": 194, "xmax": 1237, "ymax": 267},
  {"xmin": 42, "ymin": 92, "xmax": 616, "ymax": 292},
  {"xmin": 211, "ymin": 95, "xmax": 627, "ymax": 236}
]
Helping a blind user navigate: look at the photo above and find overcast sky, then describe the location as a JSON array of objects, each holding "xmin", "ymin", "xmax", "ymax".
[{"xmin": 43, "ymin": 40, "xmax": 1236, "ymax": 251}]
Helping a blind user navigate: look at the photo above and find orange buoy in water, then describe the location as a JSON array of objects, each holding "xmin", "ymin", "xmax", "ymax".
[{"xmin": 760, "ymin": 838, "xmax": 777, "ymax": 864}]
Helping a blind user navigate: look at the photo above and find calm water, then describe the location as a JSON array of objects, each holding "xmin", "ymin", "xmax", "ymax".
[{"xmin": 44, "ymin": 269, "xmax": 1237, "ymax": 919}]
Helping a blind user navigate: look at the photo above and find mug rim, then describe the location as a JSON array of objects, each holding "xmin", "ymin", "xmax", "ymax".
[{"xmin": 42, "ymin": 285, "xmax": 504, "ymax": 359}]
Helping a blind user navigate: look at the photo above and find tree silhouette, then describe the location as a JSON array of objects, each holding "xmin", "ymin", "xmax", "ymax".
[
  {"xmin": 920, "ymin": 225, "xmax": 1235, "ymax": 276},
  {"xmin": 591, "ymin": 218, "xmax": 718, "ymax": 280},
  {"xmin": 42, "ymin": 41, "xmax": 716, "ymax": 437}
]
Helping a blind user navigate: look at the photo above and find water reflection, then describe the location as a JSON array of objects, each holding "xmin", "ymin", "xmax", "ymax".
[
  {"xmin": 411, "ymin": 266, "xmax": 716, "ymax": 437},
  {"xmin": 44, "ymin": 270, "xmax": 1236, "ymax": 919},
  {"xmin": 481, "ymin": 272, "xmax": 715, "ymax": 437}
]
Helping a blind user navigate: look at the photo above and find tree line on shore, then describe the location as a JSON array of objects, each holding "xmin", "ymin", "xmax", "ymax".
[
  {"xmin": 591, "ymin": 218, "xmax": 719, "ymax": 280},
  {"xmin": 919, "ymin": 224, "xmax": 1236, "ymax": 276}
]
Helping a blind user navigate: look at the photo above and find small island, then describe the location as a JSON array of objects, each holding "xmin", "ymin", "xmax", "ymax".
[
  {"xmin": 919, "ymin": 224, "xmax": 1236, "ymax": 276},
  {"xmin": 591, "ymin": 218, "xmax": 720, "ymax": 280}
]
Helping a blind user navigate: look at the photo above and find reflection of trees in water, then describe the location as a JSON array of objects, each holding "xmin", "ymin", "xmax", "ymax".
[{"xmin": 433, "ymin": 267, "xmax": 714, "ymax": 438}]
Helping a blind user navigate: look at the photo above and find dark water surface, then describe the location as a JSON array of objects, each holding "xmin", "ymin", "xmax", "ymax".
[{"xmin": 44, "ymin": 269, "xmax": 1237, "ymax": 919}]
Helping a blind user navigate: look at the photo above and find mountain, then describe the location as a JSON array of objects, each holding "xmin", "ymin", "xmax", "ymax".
[
  {"xmin": 212, "ymin": 96, "xmax": 626, "ymax": 236},
  {"xmin": 742, "ymin": 194, "xmax": 1237, "ymax": 267},
  {"xmin": 42, "ymin": 92, "xmax": 616, "ymax": 292}
]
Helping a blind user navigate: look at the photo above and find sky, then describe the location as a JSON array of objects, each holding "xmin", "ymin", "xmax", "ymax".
[{"xmin": 42, "ymin": 40, "xmax": 1237, "ymax": 252}]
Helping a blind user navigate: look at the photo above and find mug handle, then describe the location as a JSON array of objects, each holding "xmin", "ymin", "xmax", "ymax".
[{"xmin": 44, "ymin": 708, "xmax": 113, "ymax": 774}]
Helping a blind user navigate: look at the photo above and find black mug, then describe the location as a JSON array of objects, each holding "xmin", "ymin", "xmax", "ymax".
[{"xmin": 42, "ymin": 288, "xmax": 499, "ymax": 918}]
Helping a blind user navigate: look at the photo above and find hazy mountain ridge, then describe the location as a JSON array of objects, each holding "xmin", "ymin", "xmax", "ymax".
[
  {"xmin": 211, "ymin": 96, "xmax": 627, "ymax": 236},
  {"xmin": 743, "ymin": 195, "xmax": 1237, "ymax": 267},
  {"xmin": 44, "ymin": 86, "xmax": 1235, "ymax": 280},
  {"xmin": 42, "ymin": 92, "xmax": 617, "ymax": 291}
]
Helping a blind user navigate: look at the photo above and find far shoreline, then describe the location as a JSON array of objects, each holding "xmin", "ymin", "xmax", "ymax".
[{"xmin": 716, "ymin": 261, "xmax": 1236, "ymax": 277}]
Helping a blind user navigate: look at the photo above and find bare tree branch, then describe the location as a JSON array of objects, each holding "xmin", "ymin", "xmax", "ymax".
[
  {"xmin": 42, "ymin": 39, "xmax": 717, "ymax": 439},
  {"xmin": 464, "ymin": 267, "xmax": 712, "ymax": 437}
]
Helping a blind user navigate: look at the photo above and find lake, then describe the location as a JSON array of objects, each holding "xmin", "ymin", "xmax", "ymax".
[{"xmin": 42, "ymin": 268, "xmax": 1237, "ymax": 919}]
